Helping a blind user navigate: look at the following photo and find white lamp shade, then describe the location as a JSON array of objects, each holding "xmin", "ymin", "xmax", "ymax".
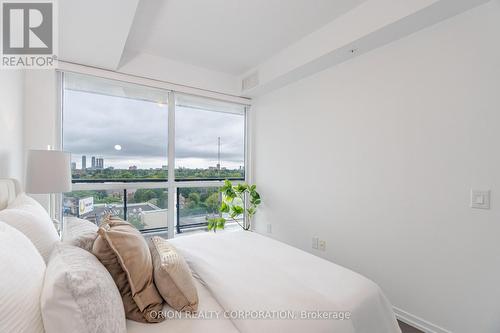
[{"xmin": 26, "ymin": 150, "xmax": 72, "ymax": 194}]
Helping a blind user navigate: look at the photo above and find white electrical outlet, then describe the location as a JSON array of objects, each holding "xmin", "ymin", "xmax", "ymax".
[
  {"xmin": 471, "ymin": 190, "xmax": 490, "ymax": 209},
  {"xmin": 312, "ymin": 237, "xmax": 319, "ymax": 249},
  {"xmin": 319, "ymin": 240, "xmax": 326, "ymax": 251},
  {"xmin": 266, "ymin": 224, "xmax": 272, "ymax": 233}
]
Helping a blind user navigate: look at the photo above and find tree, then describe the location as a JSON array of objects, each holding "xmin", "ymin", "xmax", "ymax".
[
  {"xmin": 187, "ymin": 192, "xmax": 201, "ymax": 209},
  {"xmin": 205, "ymin": 192, "xmax": 220, "ymax": 214},
  {"xmin": 133, "ymin": 189, "xmax": 156, "ymax": 203}
]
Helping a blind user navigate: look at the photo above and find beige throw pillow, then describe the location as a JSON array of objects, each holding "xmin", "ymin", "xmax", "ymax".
[
  {"xmin": 150, "ymin": 236, "xmax": 199, "ymax": 312},
  {"xmin": 92, "ymin": 216, "xmax": 164, "ymax": 323}
]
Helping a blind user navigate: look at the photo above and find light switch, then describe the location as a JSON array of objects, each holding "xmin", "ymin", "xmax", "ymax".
[{"xmin": 471, "ymin": 190, "xmax": 490, "ymax": 209}]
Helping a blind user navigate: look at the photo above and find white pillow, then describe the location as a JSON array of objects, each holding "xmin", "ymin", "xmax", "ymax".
[
  {"xmin": 63, "ymin": 216, "xmax": 98, "ymax": 240},
  {"xmin": 41, "ymin": 243, "xmax": 127, "ymax": 333},
  {"xmin": 0, "ymin": 221, "xmax": 45, "ymax": 333},
  {"xmin": 62, "ymin": 216, "xmax": 98, "ymax": 251},
  {"xmin": 8, "ymin": 192, "xmax": 50, "ymax": 215},
  {"xmin": 0, "ymin": 193, "xmax": 60, "ymax": 262}
]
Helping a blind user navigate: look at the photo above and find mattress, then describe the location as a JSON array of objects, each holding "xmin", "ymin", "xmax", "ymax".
[
  {"xmin": 169, "ymin": 231, "xmax": 401, "ymax": 333},
  {"xmin": 126, "ymin": 277, "xmax": 239, "ymax": 333}
]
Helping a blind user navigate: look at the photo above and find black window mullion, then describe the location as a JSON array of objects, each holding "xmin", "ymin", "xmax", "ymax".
[{"xmin": 123, "ymin": 189, "xmax": 128, "ymax": 220}]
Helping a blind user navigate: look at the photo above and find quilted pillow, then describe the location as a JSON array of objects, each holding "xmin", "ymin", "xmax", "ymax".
[
  {"xmin": 150, "ymin": 236, "xmax": 199, "ymax": 312},
  {"xmin": 92, "ymin": 216, "xmax": 164, "ymax": 323},
  {"xmin": 41, "ymin": 243, "xmax": 126, "ymax": 333},
  {"xmin": 0, "ymin": 221, "xmax": 45, "ymax": 333},
  {"xmin": 62, "ymin": 216, "xmax": 99, "ymax": 252},
  {"xmin": 0, "ymin": 193, "xmax": 59, "ymax": 262}
]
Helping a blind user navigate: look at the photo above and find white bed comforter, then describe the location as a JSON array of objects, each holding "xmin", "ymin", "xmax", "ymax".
[{"xmin": 170, "ymin": 231, "xmax": 401, "ymax": 333}]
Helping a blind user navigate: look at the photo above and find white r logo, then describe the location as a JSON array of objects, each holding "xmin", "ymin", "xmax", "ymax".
[{"xmin": 9, "ymin": 8, "xmax": 48, "ymax": 48}]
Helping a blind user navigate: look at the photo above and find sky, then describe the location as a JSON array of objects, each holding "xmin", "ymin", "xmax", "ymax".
[{"xmin": 63, "ymin": 90, "xmax": 245, "ymax": 170}]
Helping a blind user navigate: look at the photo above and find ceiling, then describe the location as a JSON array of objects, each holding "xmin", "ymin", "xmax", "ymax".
[
  {"xmin": 124, "ymin": 0, "xmax": 366, "ymax": 75},
  {"xmin": 58, "ymin": 0, "xmax": 490, "ymax": 96}
]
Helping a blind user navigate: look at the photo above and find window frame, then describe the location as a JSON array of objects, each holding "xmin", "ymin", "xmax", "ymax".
[{"xmin": 58, "ymin": 71, "xmax": 251, "ymax": 238}]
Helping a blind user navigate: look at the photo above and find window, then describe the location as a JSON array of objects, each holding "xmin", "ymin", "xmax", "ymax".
[
  {"xmin": 63, "ymin": 189, "xmax": 125, "ymax": 223},
  {"xmin": 127, "ymin": 187, "xmax": 168, "ymax": 231},
  {"xmin": 177, "ymin": 187, "xmax": 220, "ymax": 233},
  {"xmin": 175, "ymin": 94, "xmax": 245, "ymax": 180},
  {"xmin": 61, "ymin": 73, "xmax": 248, "ymax": 236},
  {"xmin": 63, "ymin": 73, "xmax": 168, "ymax": 181},
  {"xmin": 176, "ymin": 186, "xmax": 244, "ymax": 234}
]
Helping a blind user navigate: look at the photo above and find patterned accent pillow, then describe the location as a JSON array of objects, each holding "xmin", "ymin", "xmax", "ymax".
[
  {"xmin": 150, "ymin": 236, "xmax": 199, "ymax": 312},
  {"xmin": 62, "ymin": 217, "xmax": 99, "ymax": 252},
  {"xmin": 92, "ymin": 216, "xmax": 164, "ymax": 323},
  {"xmin": 41, "ymin": 243, "xmax": 126, "ymax": 333}
]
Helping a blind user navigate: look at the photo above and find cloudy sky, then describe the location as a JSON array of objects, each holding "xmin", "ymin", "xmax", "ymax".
[{"xmin": 63, "ymin": 90, "xmax": 245, "ymax": 170}]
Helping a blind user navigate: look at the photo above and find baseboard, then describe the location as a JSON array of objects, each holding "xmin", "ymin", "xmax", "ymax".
[{"xmin": 394, "ymin": 307, "xmax": 452, "ymax": 333}]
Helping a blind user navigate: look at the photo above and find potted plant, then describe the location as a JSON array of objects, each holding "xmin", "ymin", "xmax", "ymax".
[{"xmin": 207, "ymin": 180, "xmax": 261, "ymax": 232}]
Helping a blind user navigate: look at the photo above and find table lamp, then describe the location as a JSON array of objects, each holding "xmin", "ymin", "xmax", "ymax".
[{"xmin": 25, "ymin": 149, "xmax": 72, "ymax": 231}]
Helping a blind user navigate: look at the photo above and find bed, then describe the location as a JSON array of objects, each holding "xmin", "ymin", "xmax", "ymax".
[
  {"xmin": 0, "ymin": 178, "xmax": 401, "ymax": 333},
  {"xmin": 126, "ymin": 278, "xmax": 239, "ymax": 333},
  {"xmin": 166, "ymin": 231, "xmax": 400, "ymax": 333}
]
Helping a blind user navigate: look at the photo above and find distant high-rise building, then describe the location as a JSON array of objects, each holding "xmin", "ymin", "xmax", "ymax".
[
  {"xmin": 71, "ymin": 162, "xmax": 76, "ymax": 170},
  {"xmin": 82, "ymin": 156, "xmax": 86, "ymax": 170},
  {"xmin": 217, "ymin": 137, "xmax": 221, "ymax": 171},
  {"xmin": 129, "ymin": 165, "xmax": 137, "ymax": 170},
  {"xmin": 91, "ymin": 156, "xmax": 96, "ymax": 169},
  {"xmin": 96, "ymin": 158, "xmax": 104, "ymax": 169}
]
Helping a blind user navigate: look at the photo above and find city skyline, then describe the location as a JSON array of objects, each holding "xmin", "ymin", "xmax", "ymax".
[
  {"xmin": 71, "ymin": 154, "xmax": 244, "ymax": 171},
  {"xmin": 63, "ymin": 89, "xmax": 245, "ymax": 170}
]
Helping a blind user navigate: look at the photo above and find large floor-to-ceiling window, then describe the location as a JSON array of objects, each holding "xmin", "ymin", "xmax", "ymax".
[{"xmin": 62, "ymin": 72, "xmax": 247, "ymax": 236}]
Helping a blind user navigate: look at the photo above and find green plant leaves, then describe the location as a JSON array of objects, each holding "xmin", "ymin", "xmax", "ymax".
[
  {"xmin": 250, "ymin": 197, "xmax": 261, "ymax": 205},
  {"xmin": 207, "ymin": 218, "xmax": 215, "ymax": 231},
  {"xmin": 249, "ymin": 190, "xmax": 261, "ymax": 205},
  {"xmin": 235, "ymin": 183, "xmax": 248, "ymax": 193},
  {"xmin": 216, "ymin": 219, "xmax": 226, "ymax": 229},
  {"xmin": 207, "ymin": 217, "xmax": 226, "ymax": 232},
  {"xmin": 247, "ymin": 206, "xmax": 256, "ymax": 217},
  {"xmin": 215, "ymin": 179, "xmax": 262, "ymax": 231},
  {"xmin": 221, "ymin": 179, "xmax": 236, "ymax": 199},
  {"xmin": 232, "ymin": 205, "xmax": 244, "ymax": 215},
  {"xmin": 220, "ymin": 201, "xmax": 230, "ymax": 213}
]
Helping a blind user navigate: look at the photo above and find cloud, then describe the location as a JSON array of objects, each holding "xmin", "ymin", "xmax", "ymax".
[{"xmin": 63, "ymin": 90, "xmax": 244, "ymax": 169}]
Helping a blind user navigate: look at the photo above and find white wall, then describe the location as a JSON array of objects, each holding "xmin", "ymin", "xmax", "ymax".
[
  {"xmin": 0, "ymin": 71, "xmax": 25, "ymax": 185},
  {"xmin": 118, "ymin": 51, "xmax": 241, "ymax": 96},
  {"xmin": 23, "ymin": 70, "xmax": 59, "ymax": 208},
  {"xmin": 24, "ymin": 70, "xmax": 58, "ymax": 151},
  {"xmin": 252, "ymin": 2, "xmax": 500, "ymax": 333}
]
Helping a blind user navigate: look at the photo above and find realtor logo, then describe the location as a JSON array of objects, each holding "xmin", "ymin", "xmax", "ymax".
[{"xmin": 1, "ymin": 0, "xmax": 57, "ymax": 68}]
